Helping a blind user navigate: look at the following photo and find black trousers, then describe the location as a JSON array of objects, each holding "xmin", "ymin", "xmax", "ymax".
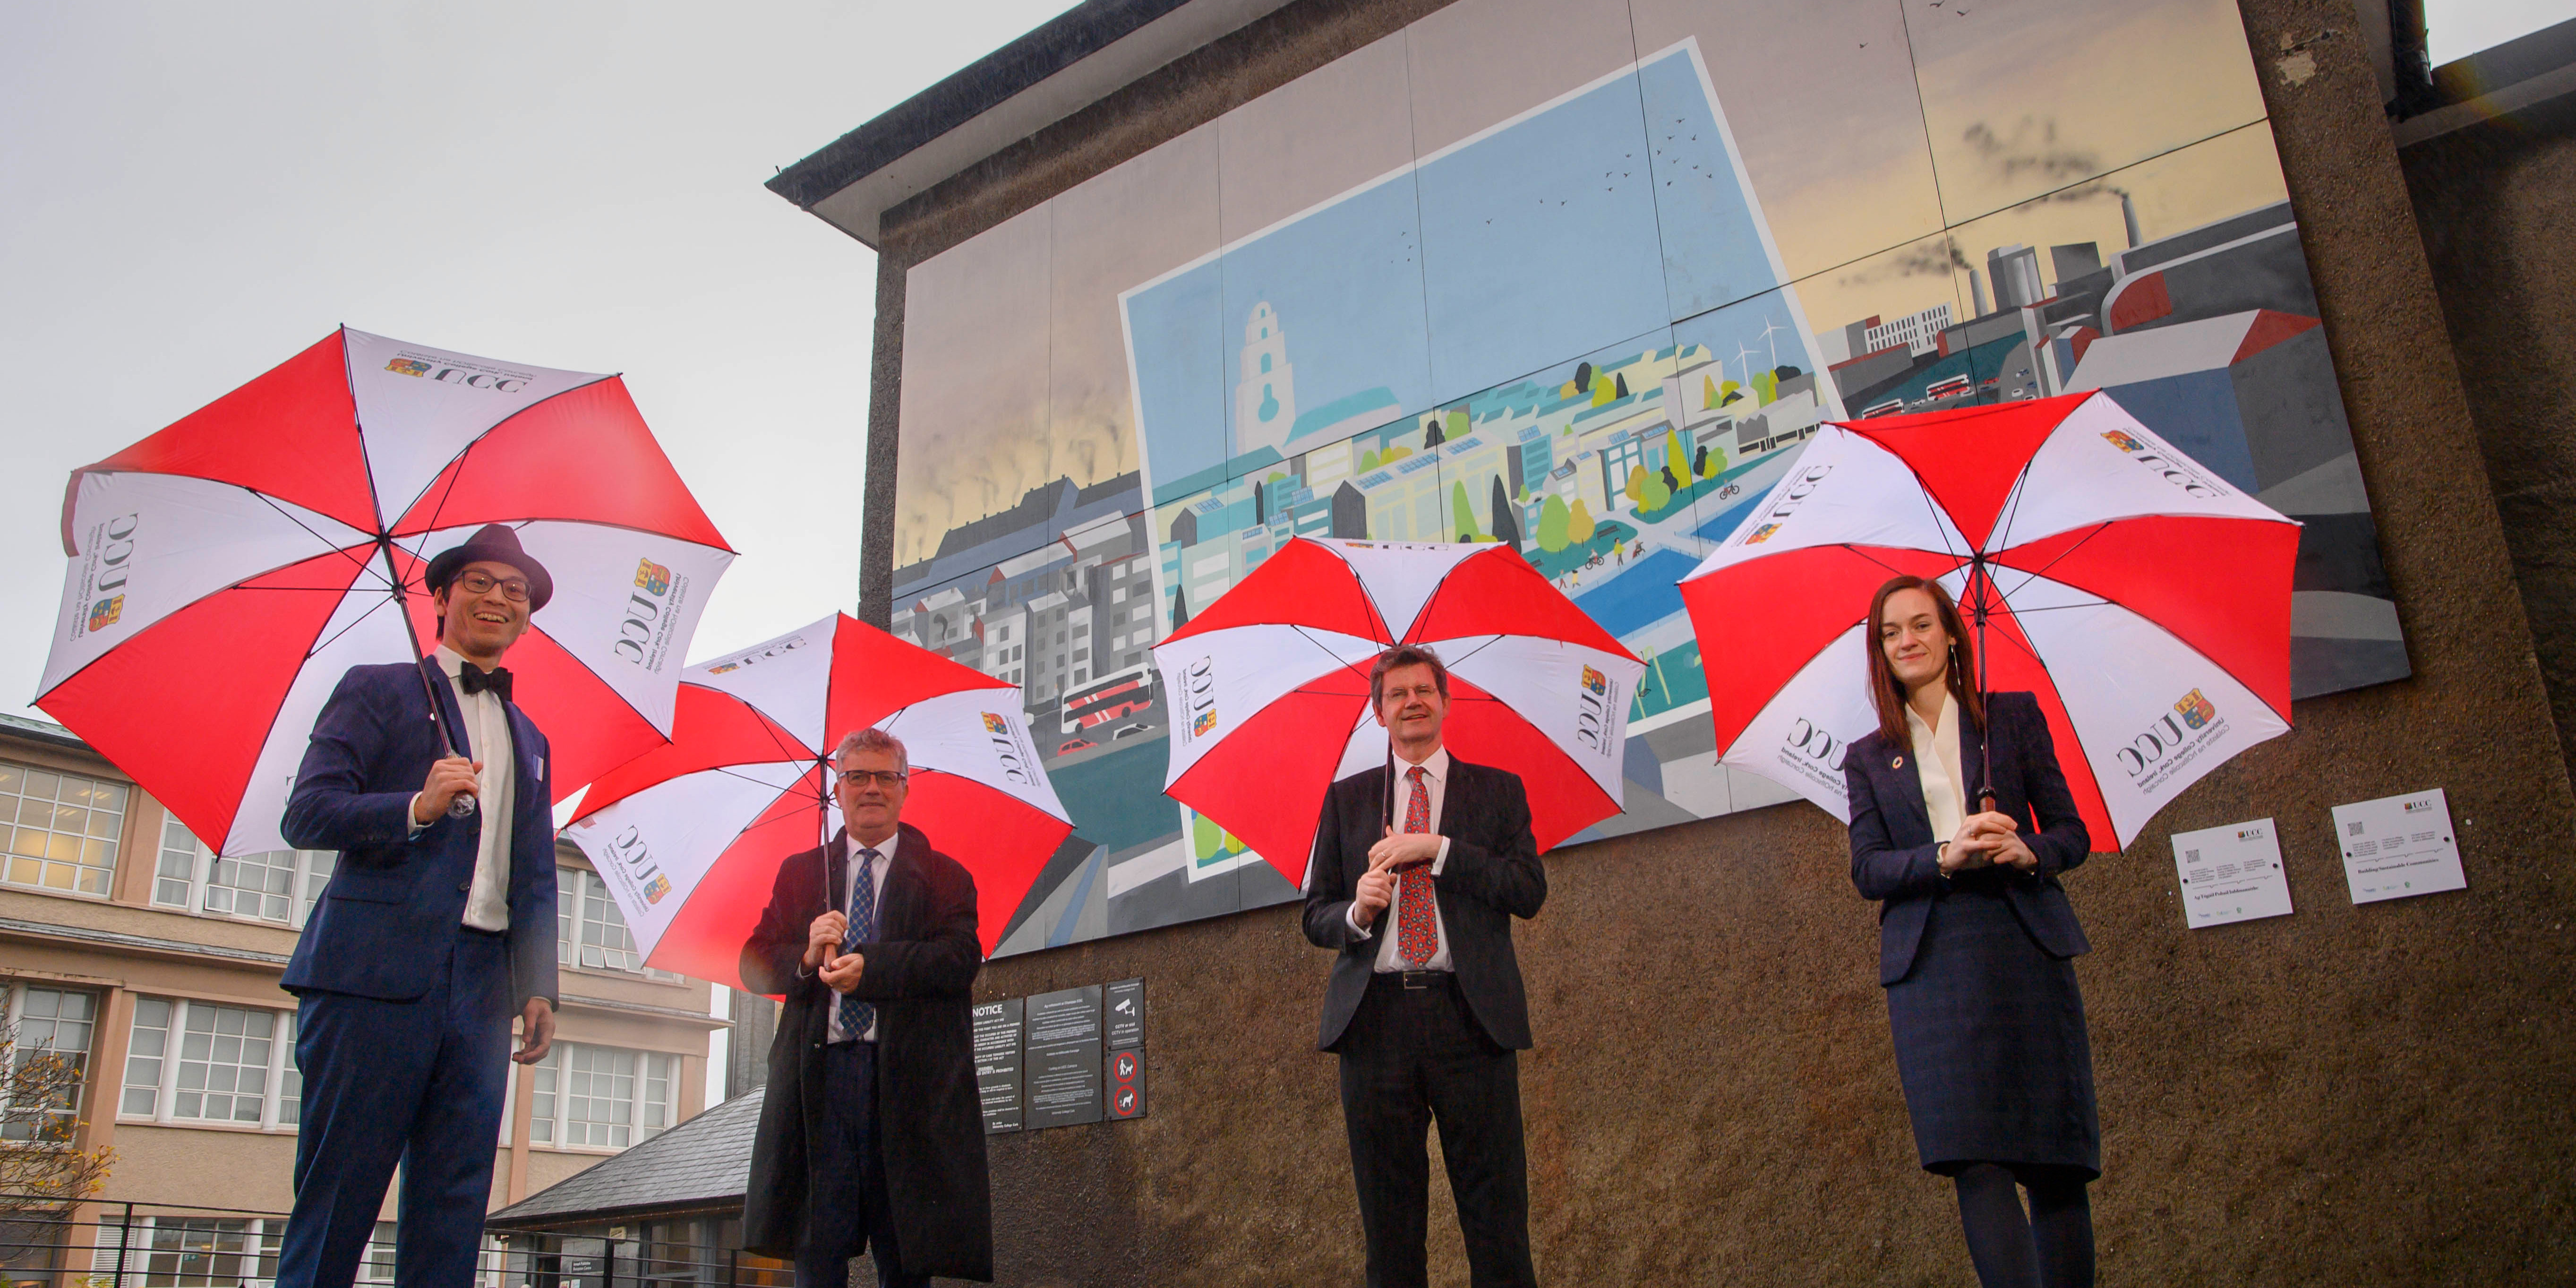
[
  {"xmin": 796, "ymin": 1043, "xmax": 925, "ymax": 1288},
  {"xmin": 1336, "ymin": 971, "xmax": 1536, "ymax": 1288}
]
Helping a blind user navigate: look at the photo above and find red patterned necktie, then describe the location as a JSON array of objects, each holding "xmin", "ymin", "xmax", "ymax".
[{"xmin": 1396, "ymin": 765, "xmax": 1438, "ymax": 967}]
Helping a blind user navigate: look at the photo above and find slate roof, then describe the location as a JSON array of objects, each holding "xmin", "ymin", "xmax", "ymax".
[{"xmin": 486, "ymin": 1087, "xmax": 766, "ymax": 1228}]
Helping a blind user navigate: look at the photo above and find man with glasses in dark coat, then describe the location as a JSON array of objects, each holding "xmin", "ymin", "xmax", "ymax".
[{"xmin": 740, "ymin": 728, "xmax": 993, "ymax": 1286}]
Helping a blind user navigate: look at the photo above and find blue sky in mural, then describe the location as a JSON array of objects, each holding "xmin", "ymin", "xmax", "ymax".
[{"xmin": 1122, "ymin": 39, "xmax": 1779, "ymax": 506}]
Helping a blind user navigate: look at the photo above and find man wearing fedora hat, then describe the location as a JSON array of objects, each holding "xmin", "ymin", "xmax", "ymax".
[{"xmin": 274, "ymin": 523, "xmax": 563, "ymax": 1288}]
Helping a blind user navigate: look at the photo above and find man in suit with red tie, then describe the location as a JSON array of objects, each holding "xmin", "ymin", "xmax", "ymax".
[
  {"xmin": 1303, "ymin": 644, "xmax": 1549, "ymax": 1288},
  {"xmin": 276, "ymin": 524, "xmax": 559, "ymax": 1288}
]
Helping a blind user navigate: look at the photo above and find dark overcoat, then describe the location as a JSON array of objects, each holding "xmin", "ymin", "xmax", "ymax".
[
  {"xmin": 739, "ymin": 824, "xmax": 991, "ymax": 1281},
  {"xmin": 1300, "ymin": 756, "xmax": 1547, "ymax": 1052},
  {"xmin": 281, "ymin": 659, "xmax": 557, "ymax": 1010}
]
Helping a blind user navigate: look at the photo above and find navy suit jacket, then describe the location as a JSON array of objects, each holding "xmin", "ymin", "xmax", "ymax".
[
  {"xmin": 281, "ymin": 659, "xmax": 559, "ymax": 1010},
  {"xmin": 1301, "ymin": 757, "xmax": 1547, "ymax": 1052},
  {"xmin": 1844, "ymin": 691, "xmax": 2092, "ymax": 987}
]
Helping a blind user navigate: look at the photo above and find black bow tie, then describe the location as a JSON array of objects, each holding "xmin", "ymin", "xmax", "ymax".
[{"xmin": 457, "ymin": 663, "xmax": 512, "ymax": 702}]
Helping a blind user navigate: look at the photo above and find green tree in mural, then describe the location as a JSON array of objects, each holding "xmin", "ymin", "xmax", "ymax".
[
  {"xmin": 1569, "ymin": 498, "xmax": 1597, "ymax": 546},
  {"xmin": 1663, "ymin": 430, "xmax": 1692, "ymax": 483},
  {"xmin": 1451, "ymin": 481, "xmax": 1480, "ymax": 541},
  {"xmin": 1537, "ymin": 495, "xmax": 1571, "ymax": 553},
  {"xmin": 1754, "ymin": 369, "xmax": 1780, "ymax": 404},
  {"xmin": 1640, "ymin": 469, "xmax": 1672, "ymax": 514},
  {"xmin": 1625, "ymin": 464, "xmax": 1648, "ymax": 504}
]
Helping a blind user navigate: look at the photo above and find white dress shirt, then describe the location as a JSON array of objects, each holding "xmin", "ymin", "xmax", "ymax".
[
  {"xmin": 1906, "ymin": 688, "xmax": 1966, "ymax": 847},
  {"xmin": 1346, "ymin": 746, "xmax": 1455, "ymax": 972},
  {"xmin": 410, "ymin": 645, "xmax": 515, "ymax": 932},
  {"xmin": 822, "ymin": 833, "xmax": 895, "ymax": 1043}
]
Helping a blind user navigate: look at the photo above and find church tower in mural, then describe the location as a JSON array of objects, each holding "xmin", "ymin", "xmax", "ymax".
[{"xmin": 1234, "ymin": 301, "xmax": 1296, "ymax": 457}]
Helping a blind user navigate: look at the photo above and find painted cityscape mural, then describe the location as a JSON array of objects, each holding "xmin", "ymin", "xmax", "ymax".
[{"xmin": 889, "ymin": 0, "xmax": 2407, "ymax": 956}]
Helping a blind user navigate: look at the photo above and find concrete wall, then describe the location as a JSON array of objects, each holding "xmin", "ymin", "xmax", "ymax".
[
  {"xmin": 853, "ymin": 0, "xmax": 2576, "ymax": 1280},
  {"xmin": 2402, "ymin": 88, "xmax": 2576, "ymax": 782}
]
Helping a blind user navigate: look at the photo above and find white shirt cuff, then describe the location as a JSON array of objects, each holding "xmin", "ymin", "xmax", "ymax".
[
  {"xmin": 406, "ymin": 792, "xmax": 428, "ymax": 837},
  {"xmin": 1432, "ymin": 837, "xmax": 1451, "ymax": 872},
  {"xmin": 1345, "ymin": 903, "xmax": 1373, "ymax": 939}
]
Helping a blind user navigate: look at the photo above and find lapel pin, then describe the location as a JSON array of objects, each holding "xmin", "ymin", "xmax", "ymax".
[{"xmin": 1892, "ymin": 755, "xmax": 1905, "ymax": 769}]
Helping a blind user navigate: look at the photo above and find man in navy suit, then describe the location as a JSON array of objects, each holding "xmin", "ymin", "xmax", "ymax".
[
  {"xmin": 274, "ymin": 524, "xmax": 560, "ymax": 1288},
  {"xmin": 1303, "ymin": 644, "xmax": 1548, "ymax": 1288}
]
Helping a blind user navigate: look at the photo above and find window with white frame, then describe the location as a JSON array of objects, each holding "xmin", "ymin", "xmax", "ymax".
[
  {"xmin": 2, "ymin": 983, "xmax": 96, "ymax": 1142},
  {"xmin": 0, "ymin": 760, "xmax": 127, "ymax": 897},
  {"xmin": 92, "ymin": 1215, "xmax": 307, "ymax": 1288},
  {"xmin": 120, "ymin": 996, "xmax": 299, "ymax": 1129},
  {"xmin": 154, "ymin": 817, "xmax": 335, "ymax": 927},
  {"xmin": 527, "ymin": 1041, "xmax": 674, "ymax": 1150},
  {"xmin": 556, "ymin": 867, "xmax": 680, "ymax": 980}
]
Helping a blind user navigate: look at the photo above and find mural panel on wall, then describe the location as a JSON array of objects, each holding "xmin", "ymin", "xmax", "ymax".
[{"xmin": 889, "ymin": 0, "xmax": 2406, "ymax": 956}]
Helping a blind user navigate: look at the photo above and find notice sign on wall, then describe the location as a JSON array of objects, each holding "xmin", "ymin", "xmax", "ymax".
[
  {"xmin": 1026, "ymin": 985, "xmax": 1106, "ymax": 1129},
  {"xmin": 972, "ymin": 997, "xmax": 1025, "ymax": 1134},
  {"xmin": 2333, "ymin": 788, "xmax": 2467, "ymax": 904},
  {"xmin": 2169, "ymin": 818, "xmax": 2294, "ymax": 928},
  {"xmin": 973, "ymin": 980, "xmax": 1146, "ymax": 1134}
]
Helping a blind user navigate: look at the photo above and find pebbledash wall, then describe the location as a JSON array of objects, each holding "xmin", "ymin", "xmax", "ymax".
[{"xmin": 820, "ymin": 0, "xmax": 2576, "ymax": 1280}]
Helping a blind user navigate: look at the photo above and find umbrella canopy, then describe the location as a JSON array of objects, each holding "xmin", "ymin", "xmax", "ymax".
[
  {"xmin": 560, "ymin": 613, "xmax": 1073, "ymax": 983},
  {"xmin": 36, "ymin": 328, "xmax": 733, "ymax": 858},
  {"xmin": 1153, "ymin": 537, "xmax": 1644, "ymax": 888},
  {"xmin": 1678, "ymin": 390, "xmax": 2298, "ymax": 850}
]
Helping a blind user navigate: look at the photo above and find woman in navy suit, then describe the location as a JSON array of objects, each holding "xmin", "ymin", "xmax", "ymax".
[{"xmin": 1845, "ymin": 575, "xmax": 2099, "ymax": 1288}]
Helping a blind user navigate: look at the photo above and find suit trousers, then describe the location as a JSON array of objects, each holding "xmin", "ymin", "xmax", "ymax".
[
  {"xmin": 796, "ymin": 1042, "xmax": 925, "ymax": 1288},
  {"xmin": 1337, "ymin": 972, "xmax": 1536, "ymax": 1288},
  {"xmin": 276, "ymin": 927, "xmax": 512, "ymax": 1288}
]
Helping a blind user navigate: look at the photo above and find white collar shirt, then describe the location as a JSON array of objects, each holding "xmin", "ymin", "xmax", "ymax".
[
  {"xmin": 1905, "ymin": 688, "xmax": 1967, "ymax": 847},
  {"xmin": 435, "ymin": 645, "xmax": 515, "ymax": 932},
  {"xmin": 830, "ymin": 832, "xmax": 898, "ymax": 1043},
  {"xmin": 1343, "ymin": 746, "xmax": 1456, "ymax": 972}
]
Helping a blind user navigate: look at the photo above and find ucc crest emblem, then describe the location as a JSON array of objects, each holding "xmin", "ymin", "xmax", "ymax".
[
  {"xmin": 88, "ymin": 596, "xmax": 125, "ymax": 631},
  {"xmin": 634, "ymin": 559, "xmax": 672, "ymax": 596},
  {"xmin": 2174, "ymin": 688, "xmax": 2217, "ymax": 729}
]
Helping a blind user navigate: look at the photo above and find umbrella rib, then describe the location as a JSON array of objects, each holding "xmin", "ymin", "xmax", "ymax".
[
  {"xmin": 1991, "ymin": 522, "xmax": 2112, "ymax": 601},
  {"xmin": 1286, "ymin": 623, "xmax": 1381, "ymax": 681},
  {"xmin": 249, "ymin": 489, "xmax": 393, "ymax": 591},
  {"xmin": 302, "ymin": 592, "xmax": 396, "ymax": 661}
]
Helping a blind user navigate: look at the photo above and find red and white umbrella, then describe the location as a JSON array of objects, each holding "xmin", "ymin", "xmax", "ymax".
[
  {"xmin": 1153, "ymin": 537, "xmax": 1644, "ymax": 887},
  {"xmin": 560, "ymin": 613, "xmax": 1072, "ymax": 983},
  {"xmin": 38, "ymin": 328, "xmax": 732, "ymax": 857},
  {"xmin": 1677, "ymin": 391, "xmax": 2297, "ymax": 849}
]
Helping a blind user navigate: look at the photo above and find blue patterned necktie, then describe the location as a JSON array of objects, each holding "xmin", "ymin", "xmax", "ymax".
[{"xmin": 841, "ymin": 847, "xmax": 880, "ymax": 1040}]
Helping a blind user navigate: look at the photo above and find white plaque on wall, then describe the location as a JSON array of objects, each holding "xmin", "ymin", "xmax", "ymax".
[
  {"xmin": 2170, "ymin": 818, "xmax": 2294, "ymax": 927},
  {"xmin": 2331, "ymin": 788, "xmax": 2467, "ymax": 904}
]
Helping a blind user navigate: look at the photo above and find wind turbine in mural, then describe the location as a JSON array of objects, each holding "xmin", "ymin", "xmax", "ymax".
[{"xmin": 1757, "ymin": 317, "xmax": 1790, "ymax": 370}]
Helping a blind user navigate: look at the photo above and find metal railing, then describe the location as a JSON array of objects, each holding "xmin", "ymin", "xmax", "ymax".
[{"xmin": 0, "ymin": 1202, "xmax": 788, "ymax": 1288}]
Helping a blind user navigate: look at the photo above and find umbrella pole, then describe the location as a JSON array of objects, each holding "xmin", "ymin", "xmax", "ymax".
[
  {"xmin": 1972, "ymin": 557, "xmax": 1996, "ymax": 812},
  {"xmin": 378, "ymin": 537, "xmax": 474, "ymax": 818}
]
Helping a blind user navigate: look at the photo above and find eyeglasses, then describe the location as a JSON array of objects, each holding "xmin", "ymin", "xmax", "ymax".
[
  {"xmin": 456, "ymin": 571, "xmax": 532, "ymax": 603},
  {"xmin": 835, "ymin": 770, "xmax": 909, "ymax": 790}
]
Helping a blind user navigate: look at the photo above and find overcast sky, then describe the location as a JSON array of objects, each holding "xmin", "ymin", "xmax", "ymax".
[{"xmin": 0, "ymin": 0, "xmax": 1079, "ymax": 723}]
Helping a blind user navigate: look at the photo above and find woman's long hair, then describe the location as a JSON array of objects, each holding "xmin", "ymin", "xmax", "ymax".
[{"xmin": 1865, "ymin": 575, "xmax": 1984, "ymax": 747}]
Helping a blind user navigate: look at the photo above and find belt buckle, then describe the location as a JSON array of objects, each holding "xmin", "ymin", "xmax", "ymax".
[{"xmin": 1402, "ymin": 970, "xmax": 1435, "ymax": 990}]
